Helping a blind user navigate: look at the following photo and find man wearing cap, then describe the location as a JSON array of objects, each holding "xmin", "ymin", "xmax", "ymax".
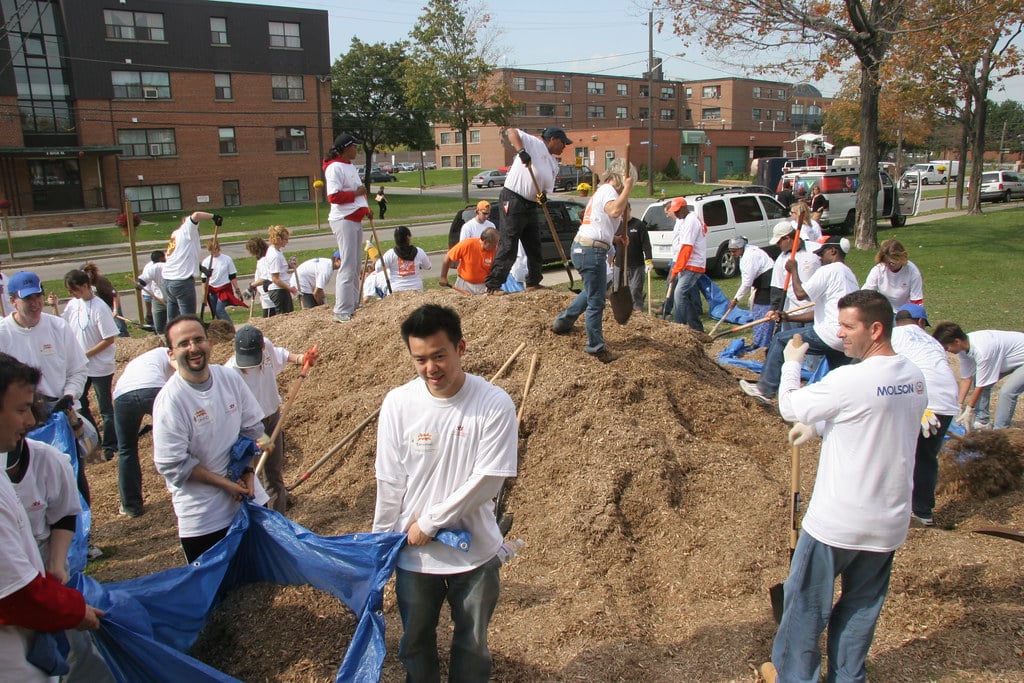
[
  {"xmin": 484, "ymin": 127, "xmax": 572, "ymax": 294},
  {"xmin": 768, "ymin": 222, "xmax": 820, "ymax": 330},
  {"xmin": 728, "ymin": 236, "xmax": 775, "ymax": 348},
  {"xmin": 460, "ymin": 201, "xmax": 496, "ymax": 241},
  {"xmin": 932, "ymin": 322, "xmax": 1024, "ymax": 431},
  {"xmin": 323, "ymin": 133, "xmax": 370, "ymax": 323},
  {"xmin": 226, "ymin": 326, "xmax": 315, "ymax": 514},
  {"xmin": 162, "ymin": 211, "xmax": 223, "ymax": 320},
  {"xmin": 440, "ymin": 228, "xmax": 500, "ymax": 295},
  {"xmin": 740, "ymin": 237, "xmax": 858, "ymax": 403},
  {"xmin": 891, "ymin": 304, "xmax": 959, "ymax": 526},
  {"xmin": 294, "ymin": 252, "xmax": 341, "ymax": 308},
  {"xmin": 664, "ymin": 197, "xmax": 707, "ymax": 331}
]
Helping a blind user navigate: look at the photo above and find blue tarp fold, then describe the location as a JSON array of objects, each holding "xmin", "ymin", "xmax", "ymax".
[{"xmin": 698, "ymin": 275, "xmax": 752, "ymax": 324}]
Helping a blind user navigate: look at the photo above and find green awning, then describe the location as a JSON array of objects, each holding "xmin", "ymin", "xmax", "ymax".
[{"xmin": 681, "ymin": 131, "xmax": 707, "ymax": 145}]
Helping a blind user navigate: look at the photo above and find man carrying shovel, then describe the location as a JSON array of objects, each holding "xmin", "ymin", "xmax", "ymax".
[{"xmin": 760, "ymin": 290, "xmax": 926, "ymax": 683}]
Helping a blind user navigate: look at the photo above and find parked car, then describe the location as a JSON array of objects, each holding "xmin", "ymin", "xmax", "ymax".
[
  {"xmin": 973, "ymin": 170, "xmax": 1024, "ymax": 203},
  {"xmin": 778, "ymin": 163, "xmax": 904, "ymax": 233},
  {"xmin": 643, "ymin": 192, "xmax": 788, "ymax": 278},
  {"xmin": 447, "ymin": 199, "xmax": 585, "ymax": 264},
  {"xmin": 368, "ymin": 169, "xmax": 397, "ymax": 182},
  {"xmin": 707, "ymin": 185, "xmax": 775, "ymax": 197},
  {"xmin": 396, "ymin": 162, "xmax": 416, "ymax": 172},
  {"xmin": 423, "ymin": 161, "xmax": 437, "ymax": 170},
  {"xmin": 553, "ymin": 165, "xmax": 593, "ymax": 192},
  {"xmin": 471, "ymin": 169, "xmax": 507, "ymax": 188},
  {"xmin": 900, "ymin": 163, "xmax": 947, "ymax": 185}
]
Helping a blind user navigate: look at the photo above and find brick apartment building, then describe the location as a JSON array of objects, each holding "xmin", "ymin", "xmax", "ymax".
[
  {"xmin": 0, "ymin": 0, "xmax": 330, "ymax": 227},
  {"xmin": 433, "ymin": 69, "xmax": 828, "ymax": 184}
]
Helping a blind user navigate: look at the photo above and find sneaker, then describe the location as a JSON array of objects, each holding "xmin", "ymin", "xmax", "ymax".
[
  {"xmin": 551, "ymin": 320, "xmax": 573, "ymax": 335},
  {"xmin": 739, "ymin": 379, "xmax": 772, "ymax": 405},
  {"xmin": 87, "ymin": 545, "xmax": 104, "ymax": 560},
  {"xmin": 119, "ymin": 505, "xmax": 144, "ymax": 518},
  {"xmin": 102, "ymin": 450, "xmax": 115, "ymax": 462},
  {"xmin": 587, "ymin": 348, "xmax": 621, "ymax": 364},
  {"xmin": 759, "ymin": 661, "xmax": 778, "ymax": 683},
  {"xmin": 971, "ymin": 419, "xmax": 991, "ymax": 431},
  {"xmin": 334, "ymin": 313, "xmax": 352, "ymax": 323},
  {"xmin": 911, "ymin": 514, "xmax": 934, "ymax": 527}
]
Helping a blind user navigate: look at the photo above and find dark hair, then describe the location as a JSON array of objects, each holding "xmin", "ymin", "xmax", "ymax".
[
  {"xmin": 81, "ymin": 262, "xmax": 100, "ymax": 283},
  {"xmin": 837, "ymin": 289, "xmax": 893, "ymax": 338},
  {"xmin": 401, "ymin": 304, "xmax": 462, "ymax": 348},
  {"xmin": 246, "ymin": 237, "xmax": 268, "ymax": 258},
  {"xmin": 394, "ymin": 225, "xmax": 411, "ymax": 245},
  {"xmin": 932, "ymin": 321, "xmax": 967, "ymax": 346},
  {"xmin": 64, "ymin": 269, "xmax": 91, "ymax": 290},
  {"xmin": 150, "ymin": 250, "xmax": 165, "ymax": 262},
  {"xmin": 0, "ymin": 352, "xmax": 41, "ymax": 406},
  {"xmin": 165, "ymin": 314, "xmax": 205, "ymax": 348}
]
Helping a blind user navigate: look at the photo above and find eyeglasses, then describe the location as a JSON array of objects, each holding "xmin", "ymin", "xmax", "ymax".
[{"xmin": 173, "ymin": 336, "xmax": 209, "ymax": 350}]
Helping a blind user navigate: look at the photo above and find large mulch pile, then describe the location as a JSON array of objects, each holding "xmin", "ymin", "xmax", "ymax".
[{"xmin": 86, "ymin": 290, "xmax": 1024, "ymax": 682}]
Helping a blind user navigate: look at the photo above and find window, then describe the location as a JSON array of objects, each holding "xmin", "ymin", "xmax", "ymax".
[
  {"xmin": 702, "ymin": 85, "xmax": 721, "ymax": 98},
  {"xmin": 125, "ymin": 184, "xmax": 181, "ymax": 213},
  {"xmin": 454, "ymin": 131, "xmax": 464, "ymax": 143},
  {"xmin": 118, "ymin": 128, "xmax": 176, "ymax": 157},
  {"xmin": 562, "ymin": 80, "xmax": 572, "ymax": 92},
  {"xmin": 639, "ymin": 86, "xmax": 650, "ymax": 98},
  {"xmin": 588, "ymin": 105, "xmax": 605, "ymax": 119},
  {"xmin": 764, "ymin": 87, "xmax": 773, "ymax": 98},
  {"xmin": 659, "ymin": 108, "xmax": 675, "ymax": 121},
  {"xmin": 660, "ymin": 86, "xmax": 675, "ymax": 99},
  {"xmin": 807, "ymin": 104, "xmax": 822, "ymax": 116},
  {"xmin": 538, "ymin": 104, "xmax": 555, "ymax": 117},
  {"xmin": 271, "ymin": 75, "xmax": 303, "ymax": 101},
  {"xmin": 536, "ymin": 78, "xmax": 554, "ymax": 92},
  {"xmin": 470, "ymin": 154, "xmax": 481, "ymax": 167},
  {"xmin": 454, "ymin": 155, "xmax": 463, "ymax": 168},
  {"xmin": 210, "ymin": 17, "xmax": 228, "ymax": 45},
  {"xmin": 790, "ymin": 104, "xmax": 805, "ymax": 116},
  {"xmin": 104, "ymin": 10, "xmax": 164, "ymax": 42},
  {"xmin": 639, "ymin": 107, "xmax": 649, "ymax": 119},
  {"xmin": 617, "ymin": 84, "xmax": 628, "ymax": 96},
  {"xmin": 562, "ymin": 104, "xmax": 572, "ymax": 117},
  {"xmin": 469, "ymin": 130, "xmax": 480, "ymax": 143},
  {"xmin": 512, "ymin": 77, "xmax": 525, "ymax": 90},
  {"xmin": 214, "ymin": 73, "xmax": 232, "ymax": 100},
  {"xmin": 731, "ymin": 196, "xmax": 764, "ymax": 223},
  {"xmin": 752, "ymin": 108, "xmax": 761, "ymax": 120},
  {"xmin": 685, "ymin": 87, "xmax": 693, "ymax": 98},
  {"xmin": 587, "ymin": 81, "xmax": 605, "ymax": 95},
  {"xmin": 441, "ymin": 155, "xmax": 453, "ymax": 168},
  {"xmin": 777, "ymin": 89, "xmax": 786, "ymax": 100},
  {"xmin": 268, "ymin": 21, "xmax": 301, "ymax": 49},
  {"xmin": 223, "ymin": 180, "xmax": 240, "ymax": 207},
  {"xmin": 752, "ymin": 86, "xmax": 762, "ymax": 98},
  {"xmin": 275, "ymin": 126, "xmax": 307, "ymax": 152},
  {"xmin": 219, "ymin": 127, "xmax": 236, "ymax": 154},
  {"xmin": 111, "ymin": 71, "xmax": 170, "ymax": 99},
  {"xmin": 278, "ymin": 177, "xmax": 309, "ymax": 202},
  {"xmin": 702, "ymin": 107, "xmax": 721, "ymax": 120},
  {"xmin": 685, "ymin": 109, "xmax": 692, "ymax": 121},
  {"xmin": 514, "ymin": 103, "xmax": 527, "ymax": 116},
  {"xmin": 440, "ymin": 132, "xmax": 453, "ymax": 144},
  {"xmin": 775, "ymin": 110, "xmax": 786, "ymax": 121},
  {"xmin": 616, "ymin": 106, "xmax": 628, "ymax": 119}
]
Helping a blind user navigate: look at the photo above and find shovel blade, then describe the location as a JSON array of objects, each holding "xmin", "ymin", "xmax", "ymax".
[
  {"xmin": 609, "ymin": 288, "xmax": 633, "ymax": 325},
  {"xmin": 769, "ymin": 582, "xmax": 784, "ymax": 624}
]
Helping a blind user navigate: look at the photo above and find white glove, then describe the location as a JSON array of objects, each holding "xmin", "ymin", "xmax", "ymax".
[
  {"xmin": 920, "ymin": 409, "xmax": 941, "ymax": 438},
  {"xmin": 955, "ymin": 405, "xmax": 974, "ymax": 431},
  {"xmin": 644, "ymin": 259, "xmax": 653, "ymax": 274},
  {"xmin": 788, "ymin": 422, "xmax": 816, "ymax": 446},
  {"xmin": 783, "ymin": 336, "xmax": 810, "ymax": 364}
]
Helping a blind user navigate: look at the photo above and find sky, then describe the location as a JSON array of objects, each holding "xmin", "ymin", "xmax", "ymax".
[{"xmin": 234, "ymin": 0, "xmax": 1024, "ymax": 105}]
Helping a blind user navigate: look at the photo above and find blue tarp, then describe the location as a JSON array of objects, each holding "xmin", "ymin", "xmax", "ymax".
[
  {"xmin": 717, "ymin": 338, "xmax": 830, "ymax": 384},
  {"xmin": 698, "ymin": 275, "xmax": 753, "ymax": 325},
  {"xmin": 68, "ymin": 503, "xmax": 406, "ymax": 682}
]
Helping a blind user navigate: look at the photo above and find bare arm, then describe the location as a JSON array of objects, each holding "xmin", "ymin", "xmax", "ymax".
[{"xmin": 46, "ymin": 529, "xmax": 74, "ymax": 584}]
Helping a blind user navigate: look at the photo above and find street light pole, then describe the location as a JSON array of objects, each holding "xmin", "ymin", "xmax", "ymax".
[{"xmin": 647, "ymin": 9, "xmax": 655, "ymax": 196}]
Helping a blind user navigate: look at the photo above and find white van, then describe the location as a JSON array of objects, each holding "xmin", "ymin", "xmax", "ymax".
[
  {"xmin": 901, "ymin": 163, "xmax": 948, "ymax": 185},
  {"xmin": 778, "ymin": 162, "xmax": 905, "ymax": 233}
]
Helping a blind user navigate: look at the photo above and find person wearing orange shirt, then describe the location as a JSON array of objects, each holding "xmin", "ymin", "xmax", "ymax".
[{"xmin": 439, "ymin": 228, "xmax": 499, "ymax": 295}]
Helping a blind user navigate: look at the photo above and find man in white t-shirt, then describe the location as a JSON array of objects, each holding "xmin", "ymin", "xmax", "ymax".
[
  {"xmin": 162, "ymin": 211, "xmax": 222, "ymax": 320},
  {"xmin": 295, "ymin": 252, "xmax": 342, "ymax": 308},
  {"xmin": 137, "ymin": 250, "xmax": 167, "ymax": 333},
  {"xmin": 0, "ymin": 353, "xmax": 103, "ymax": 682},
  {"xmin": 373, "ymin": 305, "xmax": 518, "ymax": 682},
  {"xmin": 767, "ymin": 222, "xmax": 820, "ymax": 329},
  {"xmin": 153, "ymin": 315, "xmax": 268, "ymax": 563},
  {"xmin": 891, "ymin": 304, "xmax": 959, "ymax": 526},
  {"xmin": 741, "ymin": 237, "xmax": 858, "ymax": 403},
  {"xmin": 664, "ymin": 197, "xmax": 707, "ymax": 330},
  {"xmin": 324, "ymin": 133, "xmax": 371, "ymax": 323},
  {"xmin": 760, "ymin": 290, "xmax": 927, "ymax": 683},
  {"xmin": 728, "ymin": 236, "xmax": 775, "ymax": 348},
  {"xmin": 551, "ymin": 169, "xmax": 634, "ymax": 363},
  {"xmin": 460, "ymin": 201, "xmax": 495, "ymax": 241},
  {"xmin": 933, "ymin": 322, "xmax": 1024, "ymax": 431}
]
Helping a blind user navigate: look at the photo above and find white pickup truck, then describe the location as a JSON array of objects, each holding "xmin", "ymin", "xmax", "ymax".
[{"xmin": 901, "ymin": 162, "xmax": 951, "ymax": 185}]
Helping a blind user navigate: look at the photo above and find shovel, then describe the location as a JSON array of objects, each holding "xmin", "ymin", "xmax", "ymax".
[
  {"xmin": 525, "ymin": 164, "xmax": 579, "ymax": 292},
  {"xmin": 707, "ymin": 300, "xmax": 737, "ymax": 338},
  {"xmin": 973, "ymin": 526, "xmax": 1024, "ymax": 543},
  {"xmin": 711, "ymin": 302, "xmax": 814, "ymax": 340},
  {"xmin": 607, "ymin": 146, "xmax": 634, "ymax": 325},
  {"xmin": 198, "ymin": 222, "xmax": 222, "ymax": 321}
]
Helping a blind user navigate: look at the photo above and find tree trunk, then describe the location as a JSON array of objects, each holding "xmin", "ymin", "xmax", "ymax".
[
  {"xmin": 855, "ymin": 62, "xmax": 881, "ymax": 251},
  {"xmin": 955, "ymin": 101, "xmax": 971, "ymax": 211}
]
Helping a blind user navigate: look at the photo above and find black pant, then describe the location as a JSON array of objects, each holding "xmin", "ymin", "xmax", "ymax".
[
  {"xmin": 268, "ymin": 288, "xmax": 294, "ymax": 314},
  {"xmin": 180, "ymin": 527, "xmax": 229, "ymax": 563},
  {"xmin": 485, "ymin": 188, "xmax": 543, "ymax": 290}
]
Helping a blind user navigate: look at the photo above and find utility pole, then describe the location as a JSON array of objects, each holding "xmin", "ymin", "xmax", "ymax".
[
  {"xmin": 647, "ymin": 9, "xmax": 655, "ymax": 196},
  {"xmin": 998, "ymin": 120, "xmax": 1007, "ymax": 167}
]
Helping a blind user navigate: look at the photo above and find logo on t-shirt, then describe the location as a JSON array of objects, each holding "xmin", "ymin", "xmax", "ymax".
[
  {"xmin": 192, "ymin": 408, "xmax": 210, "ymax": 425},
  {"xmin": 39, "ymin": 342, "xmax": 56, "ymax": 355}
]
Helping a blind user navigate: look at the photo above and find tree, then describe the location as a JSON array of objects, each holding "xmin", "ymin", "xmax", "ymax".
[
  {"xmin": 403, "ymin": 0, "xmax": 515, "ymax": 202},
  {"xmin": 666, "ymin": 1, "xmax": 914, "ymax": 249},
  {"xmin": 331, "ymin": 38, "xmax": 433, "ymax": 187}
]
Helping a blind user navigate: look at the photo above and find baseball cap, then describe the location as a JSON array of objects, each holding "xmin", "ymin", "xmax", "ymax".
[
  {"xmin": 896, "ymin": 303, "xmax": 930, "ymax": 326},
  {"xmin": 476, "ymin": 200, "xmax": 491, "ymax": 212},
  {"xmin": 815, "ymin": 236, "xmax": 850, "ymax": 254},
  {"xmin": 233, "ymin": 325, "xmax": 265, "ymax": 369},
  {"xmin": 769, "ymin": 222, "xmax": 795, "ymax": 245},
  {"xmin": 667, "ymin": 197, "xmax": 687, "ymax": 213},
  {"xmin": 728, "ymin": 237, "xmax": 747, "ymax": 250},
  {"xmin": 332, "ymin": 250, "xmax": 341, "ymax": 259},
  {"xmin": 332, "ymin": 133, "xmax": 361, "ymax": 150},
  {"xmin": 541, "ymin": 127, "xmax": 573, "ymax": 146},
  {"xmin": 8, "ymin": 271, "xmax": 42, "ymax": 298}
]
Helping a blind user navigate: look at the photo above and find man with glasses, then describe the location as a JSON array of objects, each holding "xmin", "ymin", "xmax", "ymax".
[
  {"xmin": 460, "ymin": 200, "xmax": 495, "ymax": 241},
  {"xmin": 152, "ymin": 315, "xmax": 268, "ymax": 563}
]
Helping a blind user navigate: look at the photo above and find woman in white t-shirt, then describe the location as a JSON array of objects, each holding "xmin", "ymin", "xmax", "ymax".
[
  {"xmin": 246, "ymin": 237, "xmax": 275, "ymax": 318},
  {"xmin": 377, "ymin": 225, "xmax": 432, "ymax": 292},
  {"xmin": 862, "ymin": 239, "xmax": 924, "ymax": 312},
  {"xmin": 265, "ymin": 225, "xmax": 297, "ymax": 315},
  {"xmin": 59, "ymin": 269, "xmax": 120, "ymax": 461}
]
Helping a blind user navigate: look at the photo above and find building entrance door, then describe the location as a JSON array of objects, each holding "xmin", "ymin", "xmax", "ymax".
[{"xmin": 28, "ymin": 159, "xmax": 83, "ymax": 211}]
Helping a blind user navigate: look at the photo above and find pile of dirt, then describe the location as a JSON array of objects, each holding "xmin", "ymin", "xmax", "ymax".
[
  {"xmin": 86, "ymin": 291, "xmax": 1024, "ymax": 682},
  {"xmin": 938, "ymin": 430, "xmax": 1024, "ymax": 498}
]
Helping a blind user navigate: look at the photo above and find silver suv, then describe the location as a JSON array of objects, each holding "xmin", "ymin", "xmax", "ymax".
[{"xmin": 643, "ymin": 192, "xmax": 788, "ymax": 278}]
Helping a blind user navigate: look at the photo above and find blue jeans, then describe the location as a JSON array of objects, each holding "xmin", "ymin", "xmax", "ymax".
[
  {"xmin": 113, "ymin": 387, "xmax": 159, "ymax": 514},
  {"xmin": 554, "ymin": 241, "xmax": 608, "ymax": 354},
  {"xmin": 912, "ymin": 413, "xmax": 952, "ymax": 518},
  {"xmin": 751, "ymin": 302, "xmax": 773, "ymax": 348},
  {"xmin": 672, "ymin": 269, "xmax": 703, "ymax": 331},
  {"xmin": 164, "ymin": 278, "xmax": 197, "ymax": 320},
  {"xmin": 80, "ymin": 375, "xmax": 116, "ymax": 457},
  {"xmin": 152, "ymin": 299, "xmax": 167, "ymax": 334},
  {"xmin": 992, "ymin": 364, "xmax": 1024, "ymax": 429},
  {"xmin": 396, "ymin": 557, "xmax": 501, "ymax": 683},
  {"xmin": 206, "ymin": 291, "xmax": 231, "ymax": 322},
  {"xmin": 758, "ymin": 325, "xmax": 850, "ymax": 398},
  {"xmin": 772, "ymin": 533, "xmax": 894, "ymax": 683}
]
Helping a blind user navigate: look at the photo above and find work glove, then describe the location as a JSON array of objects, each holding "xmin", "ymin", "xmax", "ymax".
[
  {"xmin": 644, "ymin": 259, "xmax": 653, "ymax": 273},
  {"xmin": 956, "ymin": 404, "xmax": 974, "ymax": 430},
  {"xmin": 517, "ymin": 149, "xmax": 531, "ymax": 166},
  {"xmin": 302, "ymin": 346, "xmax": 320, "ymax": 368},
  {"xmin": 783, "ymin": 336, "xmax": 809, "ymax": 364},
  {"xmin": 537, "ymin": 191, "xmax": 548, "ymax": 205},
  {"xmin": 212, "ymin": 214, "xmax": 224, "ymax": 227},
  {"xmin": 921, "ymin": 409, "xmax": 941, "ymax": 438},
  {"xmin": 788, "ymin": 422, "xmax": 815, "ymax": 446}
]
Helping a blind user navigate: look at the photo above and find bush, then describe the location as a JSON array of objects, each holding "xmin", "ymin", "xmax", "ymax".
[
  {"xmin": 662, "ymin": 157, "xmax": 681, "ymax": 181},
  {"xmin": 116, "ymin": 211, "xmax": 141, "ymax": 228}
]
